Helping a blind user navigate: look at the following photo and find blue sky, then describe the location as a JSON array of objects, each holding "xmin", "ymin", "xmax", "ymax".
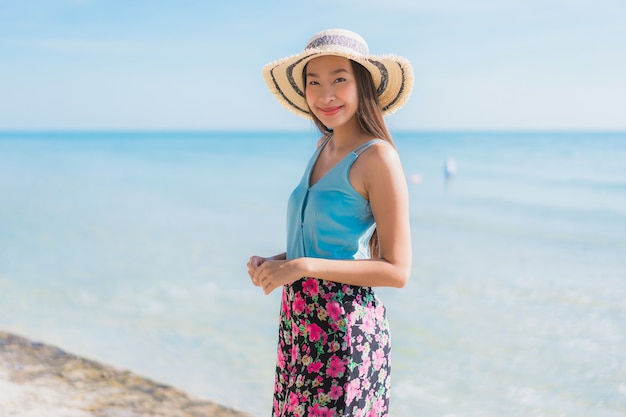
[{"xmin": 0, "ymin": 0, "xmax": 624, "ymax": 131}]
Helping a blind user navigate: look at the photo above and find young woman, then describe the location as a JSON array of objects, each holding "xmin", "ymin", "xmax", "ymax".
[{"xmin": 248, "ymin": 28, "xmax": 414, "ymax": 417}]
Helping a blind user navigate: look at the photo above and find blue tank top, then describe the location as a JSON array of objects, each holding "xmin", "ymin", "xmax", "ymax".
[{"xmin": 286, "ymin": 137, "xmax": 383, "ymax": 260}]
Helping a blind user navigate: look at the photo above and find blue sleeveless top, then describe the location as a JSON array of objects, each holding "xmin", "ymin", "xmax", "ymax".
[{"xmin": 286, "ymin": 138, "xmax": 383, "ymax": 260}]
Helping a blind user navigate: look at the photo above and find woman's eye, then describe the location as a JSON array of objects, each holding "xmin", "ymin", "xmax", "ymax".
[
  {"xmin": 334, "ymin": 77, "xmax": 346, "ymax": 83},
  {"xmin": 308, "ymin": 80, "xmax": 320, "ymax": 86}
]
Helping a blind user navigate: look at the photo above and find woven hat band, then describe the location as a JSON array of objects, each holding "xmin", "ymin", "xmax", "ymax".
[{"xmin": 305, "ymin": 33, "xmax": 369, "ymax": 55}]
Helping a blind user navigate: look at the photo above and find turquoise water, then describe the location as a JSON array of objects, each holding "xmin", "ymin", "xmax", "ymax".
[{"xmin": 1, "ymin": 131, "xmax": 625, "ymax": 416}]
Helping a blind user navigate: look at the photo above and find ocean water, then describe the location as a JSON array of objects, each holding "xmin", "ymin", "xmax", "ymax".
[{"xmin": 0, "ymin": 130, "xmax": 624, "ymax": 416}]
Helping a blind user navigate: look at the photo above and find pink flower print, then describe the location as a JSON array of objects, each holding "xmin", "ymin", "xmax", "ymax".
[
  {"xmin": 379, "ymin": 368, "xmax": 389, "ymax": 386},
  {"xmin": 361, "ymin": 314, "xmax": 375, "ymax": 334},
  {"xmin": 308, "ymin": 403, "xmax": 329, "ymax": 417},
  {"xmin": 281, "ymin": 290, "xmax": 291, "ymax": 317},
  {"xmin": 307, "ymin": 323, "xmax": 323, "ymax": 342},
  {"xmin": 276, "ymin": 348, "xmax": 286, "ymax": 369},
  {"xmin": 379, "ymin": 332, "xmax": 390, "ymax": 347},
  {"xmin": 290, "ymin": 343, "xmax": 298, "ymax": 365},
  {"xmin": 302, "ymin": 278, "xmax": 319, "ymax": 297},
  {"xmin": 373, "ymin": 347, "xmax": 386, "ymax": 370},
  {"xmin": 326, "ymin": 300, "xmax": 342, "ymax": 322},
  {"xmin": 307, "ymin": 360, "xmax": 323, "ymax": 374},
  {"xmin": 346, "ymin": 311, "xmax": 355, "ymax": 326},
  {"xmin": 274, "ymin": 378, "xmax": 283, "ymax": 394},
  {"xmin": 287, "ymin": 391, "xmax": 300, "ymax": 412},
  {"xmin": 343, "ymin": 333, "xmax": 352, "ymax": 350},
  {"xmin": 375, "ymin": 301, "xmax": 385, "ymax": 318},
  {"xmin": 361, "ymin": 377, "xmax": 371, "ymax": 391},
  {"xmin": 329, "ymin": 384, "xmax": 344, "ymax": 400},
  {"xmin": 326, "ymin": 355, "xmax": 346, "ymax": 378},
  {"xmin": 359, "ymin": 356, "xmax": 371, "ymax": 377},
  {"xmin": 359, "ymin": 342, "xmax": 371, "ymax": 358},
  {"xmin": 293, "ymin": 292, "xmax": 306, "ymax": 314},
  {"xmin": 371, "ymin": 397, "xmax": 386, "ymax": 415},
  {"xmin": 346, "ymin": 378, "xmax": 361, "ymax": 404}
]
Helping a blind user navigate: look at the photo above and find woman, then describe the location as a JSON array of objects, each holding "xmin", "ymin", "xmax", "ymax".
[{"xmin": 248, "ymin": 28, "xmax": 414, "ymax": 417}]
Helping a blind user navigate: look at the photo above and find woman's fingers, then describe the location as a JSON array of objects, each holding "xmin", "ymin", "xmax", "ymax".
[
  {"xmin": 254, "ymin": 265, "xmax": 272, "ymax": 294},
  {"xmin": 248, "ymin": 258, "xmax": 281, "ymax": 294},
  {"xmin": 247, "ymin": 256, "xmax": 265, "ymax": 286}
]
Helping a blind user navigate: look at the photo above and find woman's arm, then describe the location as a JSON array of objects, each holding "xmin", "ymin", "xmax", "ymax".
[{"xmin": 253, "ymin": 143, "xmax": 412, "ymax": 295}]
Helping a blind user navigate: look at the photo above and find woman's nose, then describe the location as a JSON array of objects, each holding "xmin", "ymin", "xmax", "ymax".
[{"xmin": 320, "ymin": 86, "xmax": 335, "ymax": 103}]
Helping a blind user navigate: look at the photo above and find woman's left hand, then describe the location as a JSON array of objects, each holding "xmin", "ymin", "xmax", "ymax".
[{"xmin": 253, "ymin": 258, "xmax": 304, "ymax": 295}]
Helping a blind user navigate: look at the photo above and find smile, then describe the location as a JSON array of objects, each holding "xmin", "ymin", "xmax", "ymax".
[{"xmin": 318, "ymin": 106, "xmax": 342, "ymax": 116}]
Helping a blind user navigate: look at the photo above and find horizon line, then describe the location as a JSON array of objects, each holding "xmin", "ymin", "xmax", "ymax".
[{"xmin": 1, "ymin": 128, "xmax": 625, "ymax": 135}]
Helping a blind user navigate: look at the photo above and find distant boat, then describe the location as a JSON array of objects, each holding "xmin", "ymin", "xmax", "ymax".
[{"xmin": 444, "ymin": 158, "xmax": 457, "ymax": 179}]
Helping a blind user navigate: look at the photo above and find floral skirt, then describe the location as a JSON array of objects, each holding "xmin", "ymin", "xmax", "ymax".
[{"xmin": 272, "ymin": 277, "xmax": 391, "ymax": 417}]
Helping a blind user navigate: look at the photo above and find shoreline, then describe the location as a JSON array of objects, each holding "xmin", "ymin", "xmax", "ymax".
[{"xmin": 0, "ymin": 331, "xmax": 254, "ymax": 417}]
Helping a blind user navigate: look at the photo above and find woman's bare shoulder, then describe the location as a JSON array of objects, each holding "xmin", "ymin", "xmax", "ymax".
[{"xmin": 362, "ymin": 140, "xmax": 400, "ymax": 167}]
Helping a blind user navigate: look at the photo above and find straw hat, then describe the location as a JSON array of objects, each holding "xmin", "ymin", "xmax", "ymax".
[{"xmin": 262, "ymin": 28, "xmax": 414, "ymax": 119}]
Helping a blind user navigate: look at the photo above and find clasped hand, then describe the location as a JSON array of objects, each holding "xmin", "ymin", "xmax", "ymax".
[{"xmin": 247, "ymin": 256, "xmax": 302, "ymax": 295}]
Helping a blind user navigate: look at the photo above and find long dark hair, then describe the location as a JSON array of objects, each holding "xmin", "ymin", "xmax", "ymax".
[{"xmin": 304, "ymin": 59, "xmax": 394, "ymax": 258}]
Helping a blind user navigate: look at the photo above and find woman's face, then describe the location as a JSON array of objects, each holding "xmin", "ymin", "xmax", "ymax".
[{"xmin": 304, "ymin": 55, "xmax": 359, "ymax": 130}]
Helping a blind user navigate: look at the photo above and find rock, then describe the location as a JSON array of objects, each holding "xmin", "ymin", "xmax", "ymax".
[{"xmin": 0, "ymin": 331, "xmax": 254, "ymax": 417}]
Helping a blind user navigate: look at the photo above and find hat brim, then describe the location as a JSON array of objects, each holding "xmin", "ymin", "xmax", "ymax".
[{"xmin": 262, "ymin": 49, "xmax": 414, "ymax": 119}]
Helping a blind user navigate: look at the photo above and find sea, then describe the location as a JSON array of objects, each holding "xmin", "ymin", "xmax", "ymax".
[{"xmin": 0, "ymin": 130, "xmax": 624, "ymax": 417}]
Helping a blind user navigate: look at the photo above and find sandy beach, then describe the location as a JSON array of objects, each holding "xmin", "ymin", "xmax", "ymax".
[{"xmin": 0, "ymin": 331, "xmax": 254, "ymax": 417}]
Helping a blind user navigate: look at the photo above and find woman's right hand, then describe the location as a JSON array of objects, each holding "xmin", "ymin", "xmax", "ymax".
[{"xmin": 247, "ymin": 256, "xmax": 267, "ymax": 287}]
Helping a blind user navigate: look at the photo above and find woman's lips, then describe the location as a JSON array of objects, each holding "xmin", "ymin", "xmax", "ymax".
[{"xmin": 318, "ymin": 106, "xmax": 342, "ymax": 116}]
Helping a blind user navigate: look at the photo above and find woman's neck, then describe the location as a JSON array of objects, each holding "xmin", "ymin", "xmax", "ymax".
[{"xmin": 328, "ymin": 118, "xmax": 371, "ymax": 150}]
